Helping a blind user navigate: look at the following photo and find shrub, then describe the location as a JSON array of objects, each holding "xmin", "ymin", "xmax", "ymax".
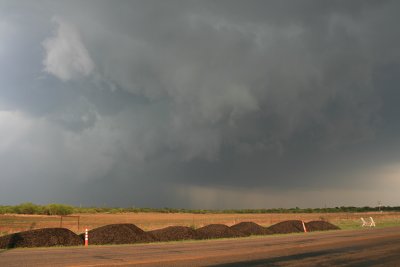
[
  {"xmin": 14, "ymin": 202, "xmax": 42, "ymax": 214},
  {"xmin": 44, "ymin": 204, "xmax": 74, "ymax": 215},
  {"xmin": 0, "ymin": 206, "xmax": 13, "ymax": 214}
]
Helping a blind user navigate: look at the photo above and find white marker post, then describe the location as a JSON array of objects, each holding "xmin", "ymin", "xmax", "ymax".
[
  {"xmin": 361, "ymin": 217, "xmax": 368, "ymax": 227},
  {"xmin": 302, "ymin": 221, "xmax": 307, "ymax": 233},
  {"xmin": 369, "ymin": 217, "xmax": 376, "ymax": 227},
  {"xmin": 85, "ymin": 228, "xmax": 89, "ymax": 247}
]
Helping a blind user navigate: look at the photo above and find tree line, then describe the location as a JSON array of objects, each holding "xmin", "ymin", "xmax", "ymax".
[{"xmin": 0, "ymin": 203, "xmax": 399, "ymax": 215}]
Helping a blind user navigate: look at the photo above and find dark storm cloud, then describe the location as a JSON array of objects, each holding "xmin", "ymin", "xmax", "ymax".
[{"xmin": 1, "ymin": 0, "xmax": 400, "ymax": 208}]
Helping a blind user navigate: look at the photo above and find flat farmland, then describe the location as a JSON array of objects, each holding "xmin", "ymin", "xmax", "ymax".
[{"xmin": 1, "ymin": 211, "xmax": 399, "ymax": 235}]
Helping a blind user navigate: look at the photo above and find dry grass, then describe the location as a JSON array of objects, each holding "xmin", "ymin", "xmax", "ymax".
[{"xmin": 1, "ymin": 211, "xmax": 399, "ymax": 236}]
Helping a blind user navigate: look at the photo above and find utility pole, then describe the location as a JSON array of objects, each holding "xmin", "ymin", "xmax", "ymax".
[{"xmin": 377, "ymin": 201, "xmax": 382, "ymax": 212}]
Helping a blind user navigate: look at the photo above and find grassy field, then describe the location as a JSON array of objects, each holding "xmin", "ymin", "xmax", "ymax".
[{"xmin": 1, "ymin": 211, "xmax": 399, "ymax": 236}]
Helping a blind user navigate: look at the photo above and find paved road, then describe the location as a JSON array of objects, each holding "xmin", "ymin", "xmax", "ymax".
[{"xmin": 1, "ymin": 227, "xmax": 400, "ymax": 266}]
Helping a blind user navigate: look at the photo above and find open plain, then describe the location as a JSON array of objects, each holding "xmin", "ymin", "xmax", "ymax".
[
  {"xmin": 1, "ymin": 226, "xmax": 400, "ymax": 266},
  {"xmin": 1, "ymin": 211, "xmax": 399, "ymax": 235}
]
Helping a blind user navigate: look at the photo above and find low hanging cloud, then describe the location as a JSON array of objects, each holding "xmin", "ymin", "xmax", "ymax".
[
  {"xmin": 1, "ymin": 1, "xmax": 400, "ymax": 208},
  {"xmin": 42, "ymin": 17, "xmax": 94, "ymax": 81}
]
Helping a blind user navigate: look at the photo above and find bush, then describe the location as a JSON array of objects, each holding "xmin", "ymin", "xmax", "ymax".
[
  {"xmin": 2, "ymin": 203, "xmax": 400, "ymax": 215},
  {"xmin": 14, "ymin": 203, "xmax": 42, "ymax": 214},
  {"xmin": 0, "ymin": 206, "xmax": 13, "ymax": 214},
  {"xmin": 43, "ymin": 204, "xmax": 74, "ymax": 215}
]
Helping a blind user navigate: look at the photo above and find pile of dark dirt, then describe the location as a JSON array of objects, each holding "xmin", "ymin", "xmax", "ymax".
[
  {"xmin": 230, "ymin": 222, "xmax": 272, "ymax": 236},
  {"xmin": 305, "ymin": 221, "xmax": 340, "ymax": 231},
  {"xmin": 81, "ymin": 224, "xmax": 155, "ymax": 245},
  {"xmin": 0, "ymin": 228, "xmax": 82, "ymax": 249},
  {"xmin": 0, "ymin": 220, "xmax": 342, "ymax": 249},
  {"xmin": 268, "ymin": 220, "xmax": 305, "ymax": 234},
  {"xmin": 195, "ymin": 224, "xmax": 247, "ymax": 239},
  {"xmin": 148, "ymin": 226, "xmax": 199, "ymax": 242}
]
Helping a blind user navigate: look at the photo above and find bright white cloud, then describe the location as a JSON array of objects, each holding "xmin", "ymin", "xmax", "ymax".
[
  {"xmin": 42, "ymin": 17, "xmax": 94, "ymax": 81},
  {"xmin": 0, "ymin": 110, "xmax": 113, "ymax": 184}
]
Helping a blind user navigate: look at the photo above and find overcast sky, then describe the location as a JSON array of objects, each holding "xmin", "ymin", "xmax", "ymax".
[{"xmin": 1, "ymin": 0, "xmax": 400, "ymax": 208}]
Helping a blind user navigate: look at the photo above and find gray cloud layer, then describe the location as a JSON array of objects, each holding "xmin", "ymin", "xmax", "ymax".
[{"xmin": 1, "ymin": 0, "xmax": 400, "ymax": 208}]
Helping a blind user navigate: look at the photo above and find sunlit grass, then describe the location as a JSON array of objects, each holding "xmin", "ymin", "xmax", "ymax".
[
  {"xmin": 1, "ymin": 211, "xmax": 400, "ymax": 236},
  {"xmin": 335, "ymin": 217, "xmax": 400, "ymax": 230}
]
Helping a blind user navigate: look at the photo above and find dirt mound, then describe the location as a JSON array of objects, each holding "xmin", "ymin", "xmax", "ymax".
[
  {"xmin": 305, "ymin": 221, "xmax": 340, "ymax": 231},
  {"xmin": 195, "ymin": 224, "xmax": 247, "ymax": 239},
  {"xmin": 230, "ymin": 222, "xmax": 272, "ymax": 236},
  {"xmin": 82, "ymin": 224, "xmax": 156, "ymax": 245},
  {"xmin": 268, "ymin": 220, "xmax": 305, "ymax": 234},
  {"xmin": 0, "ymin": 228, "xmax": 82, "ymax": 249},
  {"xmin": 148, "ymin": 226, "xmax": 198, "ymax": 242}
]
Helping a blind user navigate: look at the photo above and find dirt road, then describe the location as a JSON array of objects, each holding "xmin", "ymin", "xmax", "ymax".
[{"xmin": 1, "ymin": 227, "xmax": 399, "ymax": 266}]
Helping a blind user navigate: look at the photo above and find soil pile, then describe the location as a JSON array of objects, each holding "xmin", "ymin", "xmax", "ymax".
[
  {"xmin": 230, "ymin": 222, "xmax": 272, "ymax": 236},
  {"xmin": 305, "ymin": 221, "xmax": 340, "ymax": 231},
  {"xmin": 0, "ymin": 220, "xmax": 342, "ymax": 249},
  {"xmin": 148, "ymin": 226, "xmax": 198, "ymax": 242},
  {"xmin": 0, "ymin": 228, "xmax": 82, "ymax": 249},
  {"xmin": 195, "ymin": 224, "xmax": 247, "ymax": 239},
  {"xmin": 82, "ymin": 224, "xmax": 155, "ymax": 245},
  {"xmin": 268, "ymin": 220, "xmax": 305, "ymax": 234}
]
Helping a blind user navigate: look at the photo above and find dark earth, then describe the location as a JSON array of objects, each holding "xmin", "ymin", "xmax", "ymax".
[
  {"xmin": 1, "ymin": 227, "xmax": 399, "ymax": 267},
  {"xmin": 0, "ymin": 220, "xmax": 338, "ymax": 248}
]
